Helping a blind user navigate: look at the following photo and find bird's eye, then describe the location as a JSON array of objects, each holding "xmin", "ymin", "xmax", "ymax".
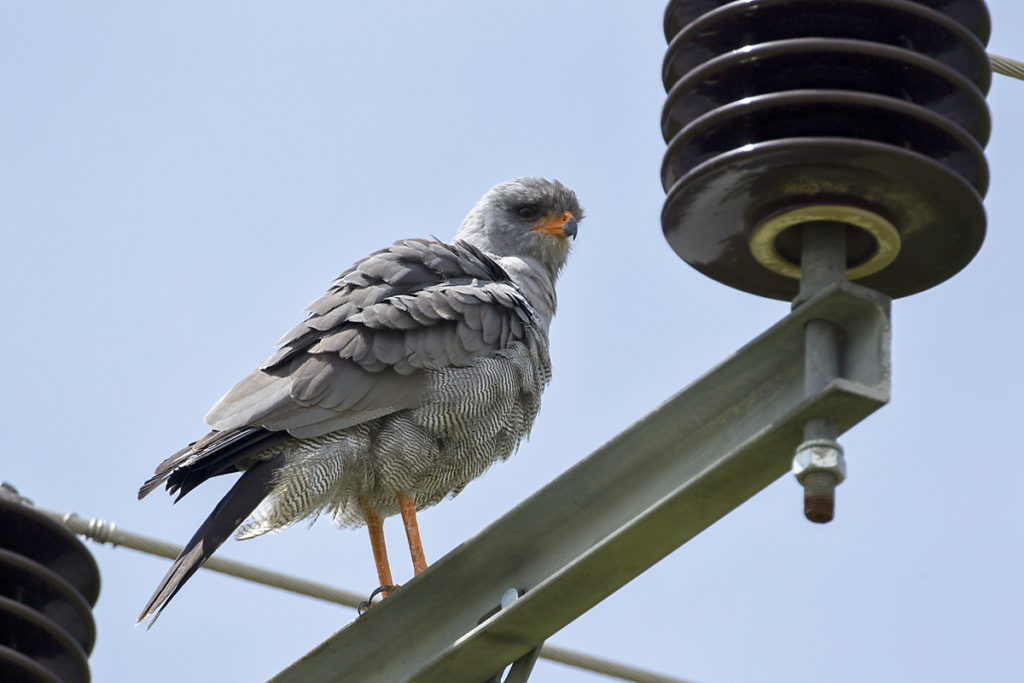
[{"xmin": 516, "ymin": 205, "xmax": 538, "ymax": 219}]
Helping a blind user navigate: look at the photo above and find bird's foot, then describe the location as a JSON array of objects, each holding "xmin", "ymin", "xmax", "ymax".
[{"xmin": 357, "ymin": 584, "xmax": 399, "ymax": 614}]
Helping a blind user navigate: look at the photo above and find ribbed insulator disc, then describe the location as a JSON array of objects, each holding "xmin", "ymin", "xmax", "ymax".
[
  {"xmin": 0, "ymin": 550, "xmax": 96, "ymax": 653},
  {"xmin": 0, "ymin": 645, "xmax": 62, "ymax": 683},
  {"xmin": 663, "ymin": 0, "xmax": 991, "ymax": 92},
  {"xmin": 664, "ymin": 0, "xmax": 992, "ymax": 45},
  {"xmin": 662, "ymin": 138, "xmax": 985, "ymax": 299},
  {"xmin": 662, "ymin": 90, "xmax": 988, "ymax": 193},
  {"xmin": 0, "ymin": 501, "xmax": 100, "ymax": 608},
  {"xmin": 0, "ymin": 598, "xmax": 89, "ymax": 683},
  {"xmin": 661, "ymin": 39, "xmax": 990, "ymax": 145}
]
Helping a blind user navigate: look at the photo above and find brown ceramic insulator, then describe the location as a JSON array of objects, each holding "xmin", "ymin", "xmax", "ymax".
[
  {"xmin": 659, "ymin": 0, "xmax": 991, "ymax": 300},
  {"xmin": 0, "ymin": 499, "xmax": 100, "ymax": 683}
]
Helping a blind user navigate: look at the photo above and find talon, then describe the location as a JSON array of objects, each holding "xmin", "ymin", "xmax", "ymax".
[
  {"xmin": 371, "ymin": 584, "xmax": 398, "ymax": 600},
  {"xmin": 358, "ymin": 584, "xmax": 399, "ymax": 614}
]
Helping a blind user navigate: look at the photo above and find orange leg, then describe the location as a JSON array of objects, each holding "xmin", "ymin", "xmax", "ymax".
[
  {"xmin": 397, "ymin": 492, "xmax": 428, "ymax": 575},
  {"xmin": 358, "ymin": 496, "xmax": 394, "ymax": 596}
]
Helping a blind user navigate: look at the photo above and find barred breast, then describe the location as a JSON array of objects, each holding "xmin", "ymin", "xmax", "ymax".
[{"xmin": 236, "ymin": 338, "xmax": 550, "ymax": 539}]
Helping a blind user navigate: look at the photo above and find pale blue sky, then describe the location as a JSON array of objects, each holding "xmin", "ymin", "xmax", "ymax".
[{"xmin": 2, "ymin": 2, "xmax": 1022, "ymax": 681}]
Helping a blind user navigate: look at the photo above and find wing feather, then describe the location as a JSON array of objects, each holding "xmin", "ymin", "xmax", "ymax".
[
  {"xmin": 456, "ymin": 320, "xmax": 488, "ymax": 353},
  {"xmin": 302, "ymin": 301, "xmax": 358, "ymax": 332},
  {"xmin": 204, "ymin": 239, "xmax": 536, "ymax": 439},
  {"xmin": 480, "ymin": 303, "xmax": 503, "ymax": 345}
]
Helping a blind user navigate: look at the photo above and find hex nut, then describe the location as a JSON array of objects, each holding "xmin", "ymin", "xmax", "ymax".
[{"xmin": 792, "ymin": 438, "xmax": 847, "ymax": 484}]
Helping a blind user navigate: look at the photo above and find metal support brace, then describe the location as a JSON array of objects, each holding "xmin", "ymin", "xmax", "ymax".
[
  {"xmin": 482, "ymin": 590, "xmax": 543, "ymax": 683},
  {"xmin": 270, "ymin": 283, "xmax": 890, "ymax": 683},
  {"xmin": 494, "ymin": 646, "xmax": 542, "ymax": 683}
]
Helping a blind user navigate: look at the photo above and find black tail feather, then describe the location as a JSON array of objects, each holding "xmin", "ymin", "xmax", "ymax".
[
  {"xmin": 137, "ymin": 454, "xmax": 285, "ymax": 627},
  {"xmin": 138, "ymin": 427, "xmax": 290, "ymax": 501}
]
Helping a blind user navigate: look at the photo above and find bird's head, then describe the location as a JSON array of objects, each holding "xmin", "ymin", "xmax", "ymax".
[{"xmin": 455, "ymin": 177, "xmax": 583, "ymax": 278}]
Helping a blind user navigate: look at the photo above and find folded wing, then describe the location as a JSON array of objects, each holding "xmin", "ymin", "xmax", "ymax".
[{"xmin": 141, "ymin": 239, "xmax": 536, "ymax": 499}]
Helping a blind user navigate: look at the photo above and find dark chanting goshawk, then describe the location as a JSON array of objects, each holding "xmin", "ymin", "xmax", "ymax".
[{"xmin": 137, "ymin": 177, "xmax": 582, "ymax": 624}]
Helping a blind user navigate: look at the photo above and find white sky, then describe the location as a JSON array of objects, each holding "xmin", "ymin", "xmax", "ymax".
[{"xmin": 2, "ymin": 2, "xmax": 1022, "ymax": 681}]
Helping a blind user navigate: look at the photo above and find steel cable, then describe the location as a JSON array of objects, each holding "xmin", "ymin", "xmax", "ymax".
[{"xmin": 991, "ymin": 53, "xmax": 1024, "ymax": 81}]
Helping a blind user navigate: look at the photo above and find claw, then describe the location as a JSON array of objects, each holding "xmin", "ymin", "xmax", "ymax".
[{"xmin": 357, "ymin": 584, "xmax": 399, "ymax": 615}]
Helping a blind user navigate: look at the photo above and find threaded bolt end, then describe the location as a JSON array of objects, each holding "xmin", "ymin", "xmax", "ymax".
[{"xmin": 803, "ymin": 470, "xmax": 837, "ymax": 523}]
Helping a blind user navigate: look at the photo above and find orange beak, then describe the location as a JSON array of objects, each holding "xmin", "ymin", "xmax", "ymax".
[{"xmin": 530, "ymin": 210, "xmax": 578, "ymax": 240}]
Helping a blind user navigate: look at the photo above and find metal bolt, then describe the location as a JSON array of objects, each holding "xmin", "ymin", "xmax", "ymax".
[
  {"xmin": 802, "ymin": 471, "xmax": 837, "ymax": 523},
  {"xmin": 792, "ymin": 438, "xmax": 846, "ymax": 524}
]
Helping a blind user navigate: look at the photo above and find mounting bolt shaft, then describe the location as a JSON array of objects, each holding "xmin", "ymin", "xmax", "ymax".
[
  {"xmin": 802, "ymin": 471, "xmax": 838, "ymax": 523},
  {"xmin": 794, "ymin": 222, "xmax": 847, "ymax": 522}
]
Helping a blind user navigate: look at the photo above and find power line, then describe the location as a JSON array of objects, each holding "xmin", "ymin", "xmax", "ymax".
[{"xmin": 991, "ymin": 53, "xmax": 1024, "ymax": 81}]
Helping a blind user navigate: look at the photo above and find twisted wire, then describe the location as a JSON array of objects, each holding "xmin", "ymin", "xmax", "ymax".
[{"xmin": 991, "ymin": 53, "xmax": 1024, "ymax": 81}]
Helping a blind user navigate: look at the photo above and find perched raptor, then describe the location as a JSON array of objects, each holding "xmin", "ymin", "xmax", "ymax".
[{"xmin": 137, "ymin": 177, "xmax": 582, "ymax": 624}]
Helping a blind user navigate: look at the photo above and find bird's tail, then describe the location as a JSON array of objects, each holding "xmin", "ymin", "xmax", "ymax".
[{"xmin": 137, "ymin": 454, "xmax": 285, "ymax": 628}]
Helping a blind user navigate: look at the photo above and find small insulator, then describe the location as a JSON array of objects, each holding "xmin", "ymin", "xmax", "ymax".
[
  {"xmin": 0, "ymin": 495, "xmax": 100, "ymax": 683},
  {"xmin": 661, "ymin": 0, "xmax": 993, "ymax": 300}
]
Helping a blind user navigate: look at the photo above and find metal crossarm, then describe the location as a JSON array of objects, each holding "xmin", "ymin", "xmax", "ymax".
[{"xmin": 271, "ymin": 282, "xmax": 891, "ymax": 683}]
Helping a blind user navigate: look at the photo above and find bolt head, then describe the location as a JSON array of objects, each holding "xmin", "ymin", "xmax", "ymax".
[{"xmin": 500, "ymin": 588, "xmax": 521, "ymax": 610}]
